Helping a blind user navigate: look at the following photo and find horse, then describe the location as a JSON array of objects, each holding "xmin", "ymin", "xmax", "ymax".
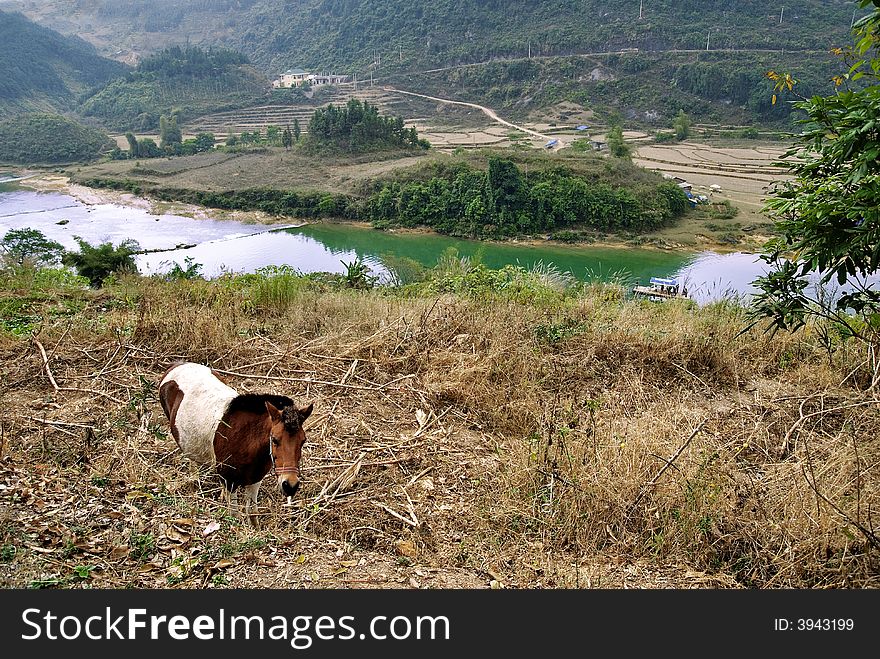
[{"xmin": 158, "ymin": 361, "xmax": 313, "ymax": 525}]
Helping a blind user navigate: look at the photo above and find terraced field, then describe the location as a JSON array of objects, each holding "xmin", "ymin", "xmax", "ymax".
[
  {"xmin": 183, "ymin": 84, "xmax": 576, "ymax": 152},
  {"xmin": 185, "ymin": 86, "xmax": 415, "ymax": 137},
  {"xmin": 633, "ymin": 140, "xmax": 790, "ymax": 220}
]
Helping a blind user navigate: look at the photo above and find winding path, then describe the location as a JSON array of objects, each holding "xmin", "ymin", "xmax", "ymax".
[{"xmin": 382, "ymin": 86, "xmax": 563, "ymax": 149}]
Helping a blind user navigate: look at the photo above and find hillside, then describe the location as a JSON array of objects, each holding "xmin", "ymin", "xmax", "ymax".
[
  {"xmin": 1, "ymin": 1, "xmax": 867, "ymax": 129},
  {"xmin": 0, "ymin": 113, "xmax": 113, "ymax": 164},
  {"xmin": 78, "ymin": 45, "xmax": 274, "ymax": 132},
  {"xmin": 0, "ymin": 9, "xmax": 127, "ymax": 115},
  {"xmin": 2, "ymin": 1, "xmax": 866, "ymax": 71},
  {"xmin": 1, "ymin": 266, "xmax": 878, "ymax": 590}
]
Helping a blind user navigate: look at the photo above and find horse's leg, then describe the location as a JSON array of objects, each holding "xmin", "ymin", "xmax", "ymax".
[
  {"xmin": 222, "ymin": 485, "xmax": 240, "ymax": 519},
  {"xmin": 243, "ymin": 482, "xmax": 261, "ymax": 529}
]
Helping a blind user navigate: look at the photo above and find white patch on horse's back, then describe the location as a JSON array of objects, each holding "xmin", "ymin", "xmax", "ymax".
[{"xmin": 161, "ymin": 363, "xmax": 238, "ymax": 465}]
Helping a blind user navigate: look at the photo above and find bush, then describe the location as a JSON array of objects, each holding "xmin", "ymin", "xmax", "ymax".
[
  {"xmin": 62, "ymin": 236, "xmax": 140, "ymax": 287},
  {"xmin": 1, "ymin": 228, "xmax": 65, "ymax": 268}
]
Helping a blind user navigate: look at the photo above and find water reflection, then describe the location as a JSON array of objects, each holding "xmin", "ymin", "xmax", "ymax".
[
  {"xmin": 137, "ymin": 229, "xmax": 390, "ymax": 280},
  {"xmin": 1, "ymin": 187, "xmax": 824, "ymax": 305},
  {"xmin": 676, "ymin": 251, "xmax": 768, "ymax": 306}
]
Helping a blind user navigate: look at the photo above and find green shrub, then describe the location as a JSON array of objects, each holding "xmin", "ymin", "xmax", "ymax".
[{"xmin": 62, "ymin": 237, "xmax": 140, "ymax": 287}]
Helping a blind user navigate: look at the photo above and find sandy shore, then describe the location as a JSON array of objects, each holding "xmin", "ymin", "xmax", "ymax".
[
  {"xmin": 16, "ymin": 172, "xmax": 293, "ymax": 226},
  {"xmin": 17, "ymin": 172, "xmax": 153, "ymax": 209}
]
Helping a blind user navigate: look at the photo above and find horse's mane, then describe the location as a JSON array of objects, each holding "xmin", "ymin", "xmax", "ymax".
[{"xmin": 228, "ymin": 393, "xmax": 303, "ymax": 432}]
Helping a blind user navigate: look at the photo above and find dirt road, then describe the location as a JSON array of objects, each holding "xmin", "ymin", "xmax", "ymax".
[{"xmin": 384, "ymin": 86, "xmax": 563, "ymax": 149}]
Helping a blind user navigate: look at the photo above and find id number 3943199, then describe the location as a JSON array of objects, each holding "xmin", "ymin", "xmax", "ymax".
[{"xmin": 774, "ymin": 619, "xmax": 854, "ymax": 631}]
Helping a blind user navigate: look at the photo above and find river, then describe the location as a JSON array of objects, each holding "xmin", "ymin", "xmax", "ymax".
[{"xmin": 0, "ymin": 182, "xmax": 773, "ymax": 305}]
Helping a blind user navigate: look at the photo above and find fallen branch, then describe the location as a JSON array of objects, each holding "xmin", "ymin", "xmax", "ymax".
[
  {"xmin": 33, "ymin": 337, "xmax": 60, "ymax": 392},
  {"xmin": 630, "ymin": 419, "xmax": 708, "ymax": 511},
  {"xmin": 212, "ymin": 368, "xmax": 416, "ymax": 391},
  {"xmin": 372, "ymin": 501, "xmax": 419, "ymax": 527},
  {"xmin": 801, "ymin": 463, "xmax": 880, "ymax": 551},
  {"xmin": 32, "ymin": 337, "xmax": 126, "ymax": 404},
  {"xmin": 24, "ymin": 416, "xmax": 95, "ymax": 429}
]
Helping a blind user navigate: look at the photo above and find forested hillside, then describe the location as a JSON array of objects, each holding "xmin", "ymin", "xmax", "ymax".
[
  {"xmin": 78, "ymin": 45, "xmax": 272, "ymax": 131},
  {"xmin": 1, "ymin": 0, "xmax": 867, "ymax": 128},
  {"xmin": 0, "ymin": 113, "xmax": 113, "ymax": 164},
  {"xmin": 2, "ymin": 0, "xmax": 866, "ymax": 71},
  {"xmin": 0, "ymin": 9, "xmax": 126, "ymax": 114},
  {"xmin": 231, "ymin": 0, "xmax": 865, "ymax": 73}
]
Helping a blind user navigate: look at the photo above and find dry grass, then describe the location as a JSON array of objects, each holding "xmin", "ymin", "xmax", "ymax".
[{"xmin": 1, "ymin": 275, "xmax": 878, "ymax": 589}]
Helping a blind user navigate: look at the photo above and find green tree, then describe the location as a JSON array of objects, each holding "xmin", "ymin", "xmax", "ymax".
[
  {"xmin": 751, "ymin": 0, "xmax": 880, "ymax": 360},
  {"xmin": 137, "ymin": 137, "xmax": 161, "ymax": 158},
  {"xmin": 61, "ymin": 236, "xmax": 140, "ymax": 287},
  {"xmin": 193, "ymin": 132, "xmax": 215, "ymax": 152},
  {"xmin": 159, "ymin": 113, "xmax": 182, "ymax": 152},
  {"xmin": 487, "ymin": 157, "xmax": 526, "ymax": 217},
  {"xmin": 125, "ymin": 131, "xmax": 139, "ymax": 158},
  {"xmin": 607, "ymin": 125, "xmax": 631, "ymax": 159},
  {"xmin": 282, "ymin": 124, "xmax": 293, "ymax": 150},
  {"xmin": 293, "ymin": 118, "xmax": 301, "ymax": 142},
  {"xmin": 0, "ymin": 228, "xmax": 64, "ymax": 267},
  {"xmin": 673, "ymin": 110, "xmax": 692, "ymax": 141}
]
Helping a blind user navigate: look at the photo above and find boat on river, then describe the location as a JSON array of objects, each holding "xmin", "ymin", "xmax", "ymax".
[{"xmin": 632, "ymin": 276, "xmax": 690, "ymax": 302}]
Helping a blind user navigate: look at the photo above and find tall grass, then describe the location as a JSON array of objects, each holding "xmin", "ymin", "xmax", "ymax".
[{"xmin": 2, "ymin": 264, "xmax": 878, "ymax": 588}]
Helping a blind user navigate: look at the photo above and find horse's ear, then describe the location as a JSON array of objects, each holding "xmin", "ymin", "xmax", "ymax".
[
  {"xmin": 265, "ymin": 401, "xmax": 281, "ymax": 422},
  {"xmin": 299, "ymin": 403, "xmax": 314, "ymax": 422}
]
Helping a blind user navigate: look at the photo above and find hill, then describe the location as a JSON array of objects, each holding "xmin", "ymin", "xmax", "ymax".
[
  {"xmin": 0, "ymin": 113, "xmax": 113, "ymax": 165},
  {"xmin": 78, "ymin": 45, "xmax": 274, "ymax": 132},
  {"xmin": 1, "ymin": 1, "xmax": 868, "ymax": 129},
  {"xmin": 1, "ymin": 264, "xmax": 878, "ymax": 589},
  {"xmin": 0, "ymin": 9, "xmax": 127, "ymax": 115},
  {"xmin": 3, "ymin": 1, "xmax": 867, "ymax": 71}
]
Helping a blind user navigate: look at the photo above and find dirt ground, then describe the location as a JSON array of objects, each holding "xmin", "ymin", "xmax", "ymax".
[{"xmin": 0, "ymin": 311, "xmax": 745, "ymax": 590}]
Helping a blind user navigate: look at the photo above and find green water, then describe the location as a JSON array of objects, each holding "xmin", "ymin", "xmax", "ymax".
[{"xmin": 289, "ymin": 222, "xmax": 695, "ymax": 285}]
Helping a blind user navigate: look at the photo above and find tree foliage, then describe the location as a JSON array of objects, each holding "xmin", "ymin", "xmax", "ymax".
[
  {"xmin": 159, "ymin": 113, "xmax": 182, "ymax": 151},
  {"xmin": 751, "ymin": 1, "xmax": 880, "ymax": 351},
  {"xmin": 606, "ymin": 126, "xmax": 631, "ymax": 159},
  {"xmin": 673, "ymin": 110, "xmax": 692, "ymax": 141},
  {"xmin": 61, "ymin": 237, "xmax": 140, "ymax": 287},
  {"xmin": 365, "ymin": 158, "xmax": 688, "ymax": 239},
  {"xmin": 0, "ymin": 114, "xmax": 113, "ymax": 165},
  {"xmin": 307, "ymin": 99, "xmax": 428, "ymax": 153},
  {"xmin": 0, "ymin": 229, "xmax": 65, "ymax": 268}
]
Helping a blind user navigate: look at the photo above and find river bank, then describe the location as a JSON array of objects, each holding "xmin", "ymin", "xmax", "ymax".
[
  {"xmin": 9, "ymin": 170, "xmax": 768, "ymax": 256},
  {"xmin": 15, "ymin": 171, "xmax": 287, "ymax": 227}
]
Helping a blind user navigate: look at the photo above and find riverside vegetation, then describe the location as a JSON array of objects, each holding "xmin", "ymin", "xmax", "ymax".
[
  {"xmin": 0, "ymin": 254, "xmax": 878, "ymax": 588},
  {"xmin": 73, "ymin": 131, "xmax": 691, "ymax": 242}
]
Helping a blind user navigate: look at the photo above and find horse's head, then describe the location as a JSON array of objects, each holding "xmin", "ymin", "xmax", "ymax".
[{"xmin": 265, "ymin": 400, "xmax": 313, "ymax": 497}]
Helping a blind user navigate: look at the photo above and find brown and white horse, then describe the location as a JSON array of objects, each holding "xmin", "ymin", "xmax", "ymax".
[{"xmin": 158, "ymin": 362, "xmax": 313, "ymax": 524}]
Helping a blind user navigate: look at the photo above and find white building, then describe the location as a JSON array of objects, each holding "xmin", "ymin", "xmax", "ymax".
[
  {"xmin": 272, "ymin": 68, "xmax": 350, "ymax": 88},
  {"xmin": 272, "ymin": 68, "xmax": 311, "ymax": 88}
]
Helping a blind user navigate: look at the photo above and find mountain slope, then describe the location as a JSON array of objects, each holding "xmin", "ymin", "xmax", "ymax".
[
  {"xmin": 1, "ymin": 0, "xmax": 866, "ymax": 73},
  {"xmin": 0, "ymin": 1, "xmax": 867, "ymax": 129},
  {"xmin": 230, "ymin": 0, "xmax": 865, "ymax": 74},
  {"xmin": 0, "ymin": 9, "xmax": 127, "ymax": 114},
  {"xmin": 78, "ymin": 45, "xmax": 272, "ymax": 131}
]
